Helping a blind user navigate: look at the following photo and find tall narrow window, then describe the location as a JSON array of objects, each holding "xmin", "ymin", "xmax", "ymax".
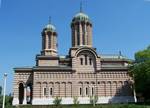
[
  {"xmin": 80, "ymin": 87, "xmax": 82, "ymax": 96},
  {"xmin": 50, "ymin": 88, "xmax": 53, "ymax": 96},
  {"xmin": 77, "ymin": 25, "xmax": 80, "ymax": 45},
  {"xmin": 92, "ymin": 87, "xmax": 94, "ymax": 96},
  {"xmin": 89, "ymin": 58, "xmax": 92, "ymax": 65},
  {"xmin": 80, "ymin": 58, "xmax": 83, "ymax": 65},
  {"xmin": 85, "ymin": 55, "xmax": 87, "ymax": 65},
  {"xmin": 48, "ymin": 35, "xmax": 51, "ymax": 49},
  {"xmin": 86, "ymin": 87, "xmax": 88, "ymax": 96},
  {"xmin": 82, "ymin": 24, "xmax": 85, "ymax": 45},
  {"xmin": 43, "ymin": 87, "xmax": 47, "ymax": 96}
]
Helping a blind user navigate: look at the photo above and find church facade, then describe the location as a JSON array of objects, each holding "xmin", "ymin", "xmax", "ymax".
[{"xmin": 12, "ymin": 11, "xmax": 136, "ymax": 105}]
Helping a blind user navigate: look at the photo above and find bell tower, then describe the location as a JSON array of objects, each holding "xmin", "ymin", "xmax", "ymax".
[
  {"xmin": 41, "ymin": 18, "xmax": 58, "ymax": 56},
  {"xmin": 36, "ymin": 18, "xmax": 59, "ymax": 66},
  {"xmin": 71, "ymin": 6, "xmax": 92, "ymax": 48}
]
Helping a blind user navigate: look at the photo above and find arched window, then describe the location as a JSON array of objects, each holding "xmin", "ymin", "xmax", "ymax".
[
  {"xmin": 86, "ymin": 87, "xmax": 88, "ymax": 96},
  {"xmin": 43, "ymin": 87, "xmax": 47, "ymax": 96},
  {"xmin": 85, "ymin": 55, "xmax": 87, "ymax": 65},
  {"xmin": 80, "ymin": 87, "xmax": 82, "ymax": 96},
  {"xmin": 89, "ymin": 58, "xmax": 92, "ymax": 65},
  {"xmin": 80, "ymin": 58, "xmax": 83, "ymax": 65},
  {"xmin": 48, "ymin": 35, "xmax": 51, "ymax": 49},
  {"xmin": 26, "ymin": 83, "xmax": 32, "ymax": 104},
  {"xmin": 50, "ymin": 88, "xmax": 53, "ymax": 96},
  {"xmin": 92, "ymin": 87, "xmax": 94, "ymax": 96},
  {"xmin": 19, "ymin": 83, "xmax": 24, "ymax": 104}
]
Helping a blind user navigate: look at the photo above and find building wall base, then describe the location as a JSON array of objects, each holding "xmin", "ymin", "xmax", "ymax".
[
  {"xmin": 12, "ymin": 98, "xmax": 19, "ymax": 105},
  {"xmin": 31, "ymin": 96, "xmax": 135, "ymax": 105}
]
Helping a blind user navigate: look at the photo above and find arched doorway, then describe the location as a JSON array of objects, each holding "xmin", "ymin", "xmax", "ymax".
[
  {"xmin": 26, "ymin": 83, "xmax": 32, "ymax": 104},
  {"xmin": 19, "ymin": 83, "xmax": 24, "ymax": 104}
]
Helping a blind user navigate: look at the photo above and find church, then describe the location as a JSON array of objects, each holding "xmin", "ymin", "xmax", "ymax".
[{"xmin": 12, "ymin": 9, "xmax": 136, "ymax": 105}]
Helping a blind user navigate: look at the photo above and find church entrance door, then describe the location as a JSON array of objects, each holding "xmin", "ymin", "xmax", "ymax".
[{"xmin": 19, "ymin": 83, "xmax": 24, "ymax": 104}]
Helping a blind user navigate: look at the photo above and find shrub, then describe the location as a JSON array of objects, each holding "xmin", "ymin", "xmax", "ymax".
[
  {"xmin": 90, "ymin": 96, "xmax": 98, "ymax": 105},
  {"xmin": 53, "ymin": 97, "xmax": 62, "ymax": 106},
  {"xmin": 73, "ymin": 97, "xmax": 79, "ymax": 105}
]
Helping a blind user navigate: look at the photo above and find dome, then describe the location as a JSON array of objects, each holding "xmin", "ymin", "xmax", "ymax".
[
  {"xmin": 72, "ymin": 12, "xmax": 90, "ymax": 22},
  {"xmin": 44, "ymin": 23, "xmax": 56, "ymax": 32}
]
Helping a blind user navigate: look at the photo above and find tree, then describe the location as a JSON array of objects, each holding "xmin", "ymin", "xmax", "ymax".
[
  {"xmin": 73, "ymin": 96, "xmax": 79, "ymax": 105},
  {"xmin": 53, "ymin": 97, "xmax": 62, "ymax": 106},
  {"xmin": 0, "ymin": 95, "xmax": 14, "ymax": 108},
  {"xmin": 130, "ymin": 46, "xmax": 150, "ymax": 100},
  {"xmin": 0, "ymin": 86, "xmax": 2, "ymax": 95}
]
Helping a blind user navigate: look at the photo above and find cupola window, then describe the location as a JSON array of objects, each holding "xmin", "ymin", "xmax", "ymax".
[
  {"xmin": 80, "ymin": 58, "xmax": 83, "ymax": 65},
  {"xmin": 48, "ymin": 35, "xmax": 51, "ymax": 49},
  {"xmin": 85, "ymin": 55, "xmax": 87, "ymax": 65},
  {"xmin": 89, "ymin": 58, "xmax": 92, "ymax": 65}
]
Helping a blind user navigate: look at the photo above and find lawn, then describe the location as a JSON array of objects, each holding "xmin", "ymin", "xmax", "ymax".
[{"xmin": 13, "ymin": 104, "xmax": 150, "ymax": 108}]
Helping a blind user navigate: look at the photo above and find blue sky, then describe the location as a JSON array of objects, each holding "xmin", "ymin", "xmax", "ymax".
[{"xmin": 0, "ymin": 0, "xmax": 150, "ymax": 94}]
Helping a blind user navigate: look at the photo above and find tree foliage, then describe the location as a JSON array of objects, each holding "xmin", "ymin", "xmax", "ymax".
[
  {"xmin": 0, "ymin": 86, "xmax": 2, "ymax": 95},
  {"xmin": 73, "ymin": 96, "xmax": 79, "ymax": 105},
  {"xmin": 53, "ymin": 97, "xmax": 62, "ymax": 106},
  {"xmin": 130, "ymin": 45, "xmax": 150, "ymax": 100},
  {"xmin": 0, "ymin": 95, "xmax": 14, "ymax": 108}
]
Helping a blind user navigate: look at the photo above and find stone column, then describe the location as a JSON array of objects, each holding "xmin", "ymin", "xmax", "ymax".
[
  {"xmin": 72, "ymin": 26, "xmax": 75, "ymax": 47},
  {"xmin": 90, "ymin": 25, "xmax": 92, "ymax": 46},
  {"xmin": 51, "ymin": 34, "xmax": 54, "ymax": 50},
  {"xmin": 23, "ymin": 86, "xmax": 27, "ymax": 104},
  {"xmin": 45, "ymin": 34, "xmax": 48, "ymax": 49},
  {"xmin": 75, "ymin": 25, "xmax": 77, "ymax": 47},
  {"xmin": 79, "ymin": 22, "xmax": 83, "ymax": 46},
  {"xmin": 87, "ymin": 24, "xmax": 92, "ymax": 47},
  {"xmin": 54, "ymin": 35, "xmax": 57, "ymax": 50},
  {"xmin": 84, "ymin": 23, "xmax": 87, "ymax": 45},
  {"xmin": 42, "ymin": 35, "xmax": 45, "ymax": 50}
]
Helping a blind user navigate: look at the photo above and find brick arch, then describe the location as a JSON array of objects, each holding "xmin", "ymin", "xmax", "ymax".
[
  {"xmin": 55, "ymin": 82, "xmax": 60, "ymax": 84},
  {"xmin": 18, "ymin": 83, "xmax": 24, "ymax": 104},
  {"xmin": 106, "ymin": 81, "xmax": 112, "ymax": 96},
  {"xmin": 42, "ymin": 81, "xmax": 48, "ymax": 84},
  {"xmin": 68, "ymin": 82, "xmax": 72, "ymax": 84},
  {"xmin": 49, "ymin": 82, "xmax": 54, "ymax": 84},
  {"xmin": 112, "ymin": 81, "xmax": 117, "ymax": 96},
  {"xmin": 55, "ymin": 82, "xmax": 60, "ymax": 97},
  {"xmin": 101, "ymin": 81, "xmax": 106, "ymax": 96},
  {"xmin": 66, "ymin": 82, "xmax": 72, "ymax": 97},
  {"xmin": 61, "ymin": 82, "xmax": 66, "ymax": 97},
  {"xmin": 17, "ymin": 81, "xmax": 25, "ymax": 87},
  {"xmin": 117, "ymin": 81, "xmax": 123, "ymax": 96},
  {"xmin": 62, "ymin": 82, "xmax": 66, "ymax": 84},
  {"xmin": 36, "ymin": 82, "xmax": 41, "ymax": 98},
  {"xmin": 36, "ymin": 82, "xmax": 41, "ymax": 84},
  {"xmin": 91, "ymin": 81, "xmax": 95, "ymax": 84},
  {"xmin": 75, "ymin": 47, "xmax": 99, "ymax": 58},
  {"xmin": 84, "ymin": 81, "xmax": 89, "ymax": 84},
  {"xmin": 78, "ymin": 81, "xmax": 83, "ymax": 84}
]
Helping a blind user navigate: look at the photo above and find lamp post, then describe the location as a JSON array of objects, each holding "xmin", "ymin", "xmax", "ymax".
[{"xmin": 2, "ymin": 73, "xmax": 7, "ymax": 108}]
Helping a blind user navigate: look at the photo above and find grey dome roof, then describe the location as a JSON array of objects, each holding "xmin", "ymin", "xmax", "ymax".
[
  {"xmin": 44, "ymin": 23, "xmax": 56, "ymax": 32},
  {"xmin": 72, "ymin": 12, "xmax": 90, "ymax": 22}
]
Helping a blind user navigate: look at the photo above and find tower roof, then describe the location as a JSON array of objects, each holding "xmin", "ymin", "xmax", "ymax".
[
  {"xmin": 72, "ymin": 12, "xmax": 90, "ymax": 22},
  {"xmin": 43, "ymin": 17, "xmax": 56, "ymax": 32},
  {"xmin": 44, "ymin": 23, "xmax": 56, "ymax": 32}
]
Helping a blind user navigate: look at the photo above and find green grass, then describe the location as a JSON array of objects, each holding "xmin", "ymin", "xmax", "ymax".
[{"xmin": 13, "ymin": 104, "xmax": 150, "ymax": 108}]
